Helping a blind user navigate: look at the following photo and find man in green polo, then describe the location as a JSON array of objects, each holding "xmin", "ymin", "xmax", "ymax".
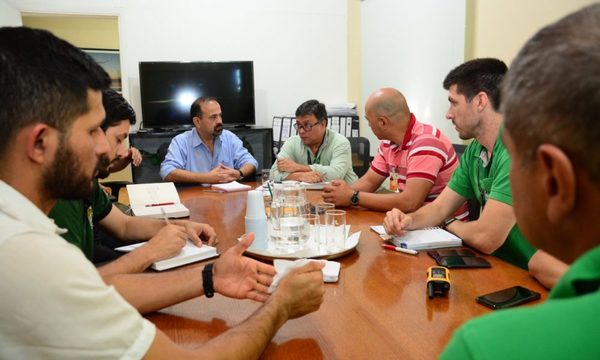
[
  {"xmin": 441, "ymin": 4, "xmax": 600, "ymax": 358},
  {"xmin": 270, "ymin": 99, "xmax": 358, "ymax": 183}
]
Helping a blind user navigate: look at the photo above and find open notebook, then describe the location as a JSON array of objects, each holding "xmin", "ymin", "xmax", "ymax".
[
  {"xmin": 127, "ymin": 182, "xmax": 189, "ymax": 219},
  {"xmin": 115, "ymin": 241, "xmax": 218, "ymax": 271},
  {"xmin": 371, "ymin": 225, "xmax": 462, "ymax": 250}
]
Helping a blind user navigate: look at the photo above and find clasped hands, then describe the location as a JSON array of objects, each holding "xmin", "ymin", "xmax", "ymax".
[
  {"xmin": 209, "ymin": 164, "xmax": 242, "ymax": 183},
  {"xmin": 277, "ymin": 158, "xmax": 323, "ymax": 183}
]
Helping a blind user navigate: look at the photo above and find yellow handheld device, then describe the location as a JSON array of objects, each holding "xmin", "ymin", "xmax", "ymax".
[{"xmin": 427, "ymin": 266, "xmax": 450, "ymax": 298}]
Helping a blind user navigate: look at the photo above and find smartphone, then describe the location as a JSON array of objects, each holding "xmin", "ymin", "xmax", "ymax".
[
  {"xmin": 437, "ymin": 256, "xmax": 491, "ymax": 268},
  {"xmin": 476, "ymin": 286, "xmax": 541, "ymax": 310},
  {"xmin": 430, "ymin": 249, "xmax": 478, "ymax": 258}
]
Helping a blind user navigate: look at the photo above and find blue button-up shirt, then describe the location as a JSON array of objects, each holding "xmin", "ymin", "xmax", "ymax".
[{"xmin": 159, "ymin": 129, "xmax": 258, "ymax": 182}]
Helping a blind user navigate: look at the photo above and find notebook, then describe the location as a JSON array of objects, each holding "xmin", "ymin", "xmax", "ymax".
[
  {"xmin": 127, "ymin": 182, "xmax": 190, "ymax": 219},
  {"xmin": 370, "ymin": 225, "xmax": 462, "ymax": 250},
  {"xmin": 211, "ymin": 181, "xmax": 252, "ymax": 192},
  {"xmin": 299, "ymin": 181, "xmax": 330, "ymax": 190},
  {"xmin": 115, "ymin": 241, "xmax": 218, "ymax": 271}
]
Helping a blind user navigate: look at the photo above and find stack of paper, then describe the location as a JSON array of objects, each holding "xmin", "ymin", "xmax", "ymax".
[
  {"xmin": 212, "ymin": 181, "xmax": 252, "ymax": 192},
  {"xmin": 127, "ymin": 182, "xmax": 189, "ymax": 219},
  {"xmin": 115, "ymin": 241, "xmax": 218, "ymax": 271},
  {"xmin": 300, "ymin": 181, "xmax": 330, "ymax": 190},
  {"xmin": 371, "ymin": 225, "xmax": 462, "ymax": 250}
]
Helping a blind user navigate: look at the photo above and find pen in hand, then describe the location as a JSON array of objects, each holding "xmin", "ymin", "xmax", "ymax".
[{"xmin": 160, "ymin": 207, "xmax": 171, "ymax": 225}]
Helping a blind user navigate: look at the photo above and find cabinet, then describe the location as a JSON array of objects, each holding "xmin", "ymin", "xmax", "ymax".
[{"xmin": 130, "ymin": 126, "xmax": 273, "ymax": 183}]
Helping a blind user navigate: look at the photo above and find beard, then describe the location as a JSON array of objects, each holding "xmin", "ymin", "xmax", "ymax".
[
  {"xmin": 42, "ymin": 143, "xmax": 98, "ymax": 200},
  {"xmin": 212, "ymin": 124, "xmax": 224, "ymax": 138},
  {"xmin": 96, "ymin": 154, "xmax": 112, "ymax": 179}
]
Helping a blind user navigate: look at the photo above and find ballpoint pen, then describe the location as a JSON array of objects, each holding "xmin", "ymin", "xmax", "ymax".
[
  {"xmin": 381, "ymin": 243, "xmax": 418, "ymax": 256},
  {"xmin": 160, "ymin": 207, "xmax": 170, "ymax": 225}
]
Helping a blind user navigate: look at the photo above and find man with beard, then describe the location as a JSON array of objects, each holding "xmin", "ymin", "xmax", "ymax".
[
  {"xmin": 49, "ymin": 89, "xmax": 217, "ymax": 273},
  {"xmin": 383, "ymin": 59, "xmax": 567, "ymax": 288},
  {"xmin": 441, "ymin": 5, "xmax": 600, "ymax": 358},
  {"xmin": 160, "ymin": 96, "xmax": 258, "ymax": 184},
  {"xmin": 0, "ymin": 27, "xmax": 325, "ymax": 358}
]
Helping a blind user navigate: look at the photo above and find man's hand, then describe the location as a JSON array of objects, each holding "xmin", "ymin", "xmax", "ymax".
[
  {"xmin": 99, "ymin": 183, "xmax": 112, "ymax": 196},
  {"xmin": 142, "ymin": 224, "xmax": 188, "ymax": 262},
  {"xmin": 179, "ymin": 221, "xmax": 218, "ymax": 246},
  {"xmin": 277, "ymin": 158, "xmax": 305, "ymax": 173},
  {"xmin": 213, "ymin": 233, "xmax": 276, "ymax": 302},
  {"xmin": 323, "ymin": 180, "xmax": 354, "ymax": 206},
  {"xmin": 129, "ymin": 147, "xmax": 143, "ymax": 167},
  {"xmin": 383, "ymin": 208, "xmax": 412, "ymax": 236},
  {"xmin": 207, "ymin": 165, "xmax": 239, "ymax": 183},
  {"xmin": 295, "ymin": 171, "xmax": 323, "ymax": 183},
  {"xmin": 270, "ymin": 261, "xmax": 325, "ymax": 319}
]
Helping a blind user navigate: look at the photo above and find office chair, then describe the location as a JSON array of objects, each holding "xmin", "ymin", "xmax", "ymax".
[{"xmin": 348, "ymin": 137, "xmax": 371, "ymax": 177}]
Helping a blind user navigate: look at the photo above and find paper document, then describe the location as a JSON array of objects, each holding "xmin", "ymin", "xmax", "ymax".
[
  {"xmin": 212, "ymin": 181, "xmax": 252, "ymax": 192},
  {"xmin": 300, "ymin": 181, "xmax": 330, "ymax": 190},
  {"xmin": 127, "ymin": 182, "xmax": 189, "ymax": 219},
  {"xmin": 115, "ymin": 240, "xmax": 218, "ymax": 271}
]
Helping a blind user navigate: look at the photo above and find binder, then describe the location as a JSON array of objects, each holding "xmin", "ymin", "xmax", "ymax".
[{"xmin": 345, "ymin": 117, "xmax": 353, "ymax": 137}]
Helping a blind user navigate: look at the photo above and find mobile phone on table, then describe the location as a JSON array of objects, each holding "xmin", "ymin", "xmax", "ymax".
[
  {"xmin": 476, "ymin": 286, "xmax": 541, "ymax": 310},
  {"xmin": 432, "ymin": 248, "xmax": 478, "ymax": 257},
  {"xmin": 437, "ymin": 256, "xmax": 491, "ymax": 268}
]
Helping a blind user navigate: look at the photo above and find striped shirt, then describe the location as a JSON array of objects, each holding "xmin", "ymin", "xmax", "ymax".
[{"xmin": 370, "ymin": 113, "xmax": 468, "ymax": 219}]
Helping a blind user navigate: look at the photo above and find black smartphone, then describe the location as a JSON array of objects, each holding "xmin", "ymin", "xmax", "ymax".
[
  {"xmin": 437, "ymin": 256, "xmax": 491, "ymax": 268},
  {"xmin": 476, "ymin": 286, "xmax": 541, "ymax": 310},
  {"xmin": 430, "ymin": 249, "xmax": 478, "ymax": 258}
]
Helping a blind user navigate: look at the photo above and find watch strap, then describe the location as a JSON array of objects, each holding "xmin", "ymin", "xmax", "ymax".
[{"xmin": 202, "ymin": 263, "xmax": 215, "ymax": 298}]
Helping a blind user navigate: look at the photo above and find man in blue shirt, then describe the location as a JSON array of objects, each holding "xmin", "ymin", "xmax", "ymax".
[{"xmin": 160, "ymin": 97, "xmax": 258, "ymax": 184}]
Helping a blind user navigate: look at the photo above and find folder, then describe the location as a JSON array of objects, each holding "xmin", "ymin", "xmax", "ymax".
[{"xmin": 127, "ymin": 182, "xmax": 189, "ymax": 219}]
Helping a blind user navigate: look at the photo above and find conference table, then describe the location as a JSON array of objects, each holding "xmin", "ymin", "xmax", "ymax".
[{"xmin": 142, "ymin": 182, "xmax": 548, "ymax": 359}]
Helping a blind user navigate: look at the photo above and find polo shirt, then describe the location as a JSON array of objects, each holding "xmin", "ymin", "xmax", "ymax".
[
  {"xmin": 48, "ymin": 179, "xmax": 113, "ymax": 261},
  {"xmin": 370, "ymin": 113, "xmax": 468, "ymax": 218},
  {"xmin": 270, "ymin": 128, "xmax": 359, "ymax": 183},
  {"xmin": 159, "ymin": 129, "xmax": 259, "ymax": 183},
  {"xmin": 441, "ymin": 245, "xmax": 600, "ymax": 359},
  {"xmin": 447, "ymin": 132, "xmax": 536, "ymax": 269},
  {"xmin": 0, "ymin": 180, "xmax": 155, "ymax": 359}
]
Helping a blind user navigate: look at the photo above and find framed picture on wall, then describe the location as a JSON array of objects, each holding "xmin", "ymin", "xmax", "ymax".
[{"xmin": 83, "ymin": 48, "xmax": 122, "ymax": 92}]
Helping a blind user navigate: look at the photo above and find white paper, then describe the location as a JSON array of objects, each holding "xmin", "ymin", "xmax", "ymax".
[{"xmin": 212, "ymin": 181, "xmax": 252, "ymax": 192}]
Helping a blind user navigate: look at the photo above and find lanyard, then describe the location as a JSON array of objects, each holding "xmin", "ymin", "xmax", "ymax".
[{"xmin": 306, "ymin": 149, "xmax": 321, "ymax": 165}]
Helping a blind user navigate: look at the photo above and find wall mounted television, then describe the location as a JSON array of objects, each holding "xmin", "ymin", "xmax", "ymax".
[{"xmin": 139, "ymin": 61, "xmax": 255, "ymax": 130}]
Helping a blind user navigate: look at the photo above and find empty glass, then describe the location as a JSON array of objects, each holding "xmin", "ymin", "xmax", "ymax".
[
  {"xmin": 301, "ymin": 213, "xmax": 319, "ymax": 247},
  {"xmin": 325, "ymin": 209, "xmax": 346, "ymax": 252}
]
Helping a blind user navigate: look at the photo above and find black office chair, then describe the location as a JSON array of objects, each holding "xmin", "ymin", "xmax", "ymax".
[{"xmin": 348, "ymin": 137, "xmax": 371, "ymax": 177}]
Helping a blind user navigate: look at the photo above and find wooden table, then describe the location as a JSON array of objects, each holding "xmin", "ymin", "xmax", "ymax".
[{"xmin": 144, "ymin": 183, "xmax": 548, "ymax": 360}]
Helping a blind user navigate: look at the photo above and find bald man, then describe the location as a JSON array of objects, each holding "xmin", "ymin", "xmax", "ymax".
[{"xmin": 324, "ymin": 88, "xmax": 466, "ymax": 216}]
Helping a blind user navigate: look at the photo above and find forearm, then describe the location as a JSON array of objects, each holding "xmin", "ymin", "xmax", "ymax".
[
  {"xmin": 109, "ymin": 156, "xmax": 130, "ymax": 172},
  {"xmin": 528, "ymin": 250, "xmax": 569, "ymax": 289},
  {"xmin": 98, "ymin": 248, "xmax": 155, "ymax": 277},
  {"xmin": 445, "ymin": 220, "xmax": 502, "ymax": 254},
  {"xmin": 121, "ymin": 217, "xmax": 166, "ymax": 242},
  {"xmin": 165, "ymin": 169, "xmax": 212, "ymax": 184},
  {"xmin": 101, "ymin": 267, "xmax": 203, "ymax": 314},
  {"xmin": 357, "ymin": 192, "xmax": 425, "ymax": 212},
  {"xmin": 406, "ymin": 202, "xmax": 448, "ymax": 230},
  {"xmin": 239, "ymin": 163, "xmax": 256, "ymax": 178}
]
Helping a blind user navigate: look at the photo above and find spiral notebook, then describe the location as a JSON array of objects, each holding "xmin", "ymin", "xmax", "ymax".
[{"xmin": 370, "ymin": 225, "xmax": 462, "ymax": 250}]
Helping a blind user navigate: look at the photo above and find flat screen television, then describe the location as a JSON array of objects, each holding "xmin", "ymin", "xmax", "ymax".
[{"xmin": 139, "ymin": 61, "xmax": 255, "ymax": 130}]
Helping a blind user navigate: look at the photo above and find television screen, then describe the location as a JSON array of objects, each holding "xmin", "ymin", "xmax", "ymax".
[{"xmin": 139, "ymin": 61, "xmax": 255, "ymax": 129}]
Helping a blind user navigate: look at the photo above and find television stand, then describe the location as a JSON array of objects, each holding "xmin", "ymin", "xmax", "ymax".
[{"xmin": 225, "ymin": 124, "xmax": 251, "ymax": 129}]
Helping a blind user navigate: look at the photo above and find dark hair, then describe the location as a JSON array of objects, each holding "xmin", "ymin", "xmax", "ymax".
[
  {"xmin": 503, "ymin": 4, "xmax": 600, "ymax": 184},
  {"xmin": 295, "ymin": 99, "xmax": 327, "ymax": 123},
  {"xmin": 0, "ymin": 27, "xmax": 111, "ymax": 159},
  {"xmin": 443, "ymin": 58, "xmax": 507, "ymax": 111},
  {"xmin": 101, "ymin": 89, "xmax": 136, "ymax": 130},
  {"xmin": 190, "ymin": 96, "xmax": 219, "ymax": 120}
]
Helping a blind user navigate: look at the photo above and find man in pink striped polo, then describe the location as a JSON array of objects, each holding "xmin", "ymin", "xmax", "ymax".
[{"xmin": 324, "ymin": 87, "xmax": 467, "ymax": 217}]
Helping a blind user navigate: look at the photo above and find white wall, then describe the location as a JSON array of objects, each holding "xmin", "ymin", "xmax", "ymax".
[
  {"xmin": 0, "ymin": 0, "xmax": 22, "ymax": 26},
  {"xmin": 10, "ymin": 0, "xmax": 348, "ymax": 130},
  {"xmin": 362, "ymin": 0, "xmax": 465, "ymax": 153}
]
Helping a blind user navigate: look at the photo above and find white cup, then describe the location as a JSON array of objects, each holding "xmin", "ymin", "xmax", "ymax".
[{"xmin": 245, "ymin": 190, "xmax": 268, "ymax": 249}]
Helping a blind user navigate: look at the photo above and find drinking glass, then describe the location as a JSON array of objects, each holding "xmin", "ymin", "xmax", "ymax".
[
  {"xmin": 325, "ymin": 209, "xmax": 346, "ymax": 252},
  {"xmin": 270, "ymin": 196, "xmax": 307, "ymax": 252},
  {"xmin": 301, "ymin": 213, "xmax": 319, "ymax": 248}
]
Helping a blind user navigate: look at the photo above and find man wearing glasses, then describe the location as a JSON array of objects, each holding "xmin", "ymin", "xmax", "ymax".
[
  {"xmin": 383, "ymin": 59, "xmax": 567, "ymax": 289},
  {"xmin": 160, "ymin": 97, "xmax": 258, "ymax": 185},
  {"xmin": 270, "ymin": 99, "xmax": 358, "ymax": 183}
]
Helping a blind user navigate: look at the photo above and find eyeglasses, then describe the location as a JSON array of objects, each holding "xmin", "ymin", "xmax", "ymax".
[{"xmin": 293, "ymin": 119, "xmax": 324, "ymax": 132}]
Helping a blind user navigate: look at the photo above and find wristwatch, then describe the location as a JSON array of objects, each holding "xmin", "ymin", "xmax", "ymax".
[
  {"xmin": 350, "ymin": 191, "xmax": 360, "ymax": 206},
  {"xmin": 202, "ymin": 263, "xmax": 215, "ymax": 298},
  {"xmin": 238, "ymin": 169, "xmax": 244, "ymax": 179}
]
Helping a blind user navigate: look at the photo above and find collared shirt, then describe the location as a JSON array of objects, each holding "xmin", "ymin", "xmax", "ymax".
[
  {"xmin": 0, "ymin": 181, "xmax": 155, "ymax": 359},
  {"xmin": 448, "ymin": 130, "xmax": 536, "ymax": 269},
  {"xmin": 270, "ymin": 128, "xmax": 358, "ymax": 183},
  {"xmin": 370, "ymin": 113, "xmax": 468, "ymax": 218},
  {"xmin": 441, "ymin": 245, "xmax": 600, "ymax": 359},
  {"xmin": 159, "ymin": 129, "xmax": 258, "ymax": 182}
]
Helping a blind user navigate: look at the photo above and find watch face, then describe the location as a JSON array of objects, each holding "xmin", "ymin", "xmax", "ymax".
[{"xmin": 351, "ymin": 192, "xmax": 359, "ymax": 205}]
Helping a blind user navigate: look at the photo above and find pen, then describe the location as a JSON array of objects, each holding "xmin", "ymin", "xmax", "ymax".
[
  {"xmin": 381, "ymin": 243, "xmax": 418, "ymax": 256},
  {"xmin": 160, "ymin": 207, "xmax": 170, "ymax": 225},
  {"xmin": 266, "ymin": 181, "xmax": 273, "ymax": 198},
  {"xmin": 145, "ymin": 202, "xmax": 175, "ymax": 207}
]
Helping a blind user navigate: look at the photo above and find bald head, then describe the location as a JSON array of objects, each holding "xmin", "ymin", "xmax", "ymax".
[{"xmin": 365, "ymin": 88, "xmax": 410, "ymax": 121}]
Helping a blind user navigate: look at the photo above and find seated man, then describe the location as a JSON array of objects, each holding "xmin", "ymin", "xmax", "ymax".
[
  {"xmin": 49, "ymin": 89, "xmax": 216, "ymax": 273},
  {"xmin": 441, "ymin": 5, "xmax": 600, "ymax": 357},
  {"xmin": 324, "ymin": 88, "xmax": 467, "ymax": 216},
  {"xmin": 384, "ymin": 58, "xmax": 566, "ymax": 288},
  {"xmin": 160, "ymin": 96, "xmax": 258, "ymax": 184},
  {"xmin": 270, "ymin": 99, "xmax": 358, "ymax": 183},
  {"xmin": 0, "ymin": 27, "xmax": 325, "ymax": 359}
]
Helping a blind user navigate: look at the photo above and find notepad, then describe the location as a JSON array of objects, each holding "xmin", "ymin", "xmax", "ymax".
[
  {"xmin": 211, "ymin": 181, "xmax": 252, "ymax": 192},
  {"xmin": 371, "ymin": 225, "xmax": 462, "ymax": 250},
  {"xmin": 115, "ymin": 241, "xmax": 218, "ymax": 271},
  {"xmin": 299, "ymin": 181, "xmax": 330, "ymax": 190},
  {"xmin": 127, "ymin": 182, "xmax": 190, "ymax": 219}
]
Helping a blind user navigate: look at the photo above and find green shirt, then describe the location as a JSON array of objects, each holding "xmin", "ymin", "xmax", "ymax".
[
  {"xmin": 447, "ymin": 133, "xmax": 536, "ymax": 269},
  {"xmin": 48, "ymin": 180, "xmax": 113, "ymax": 260},
  {"xmin": 271, "ymin": 128, "xmax": 358, "ymax": 183},
  {"xmin": 441, "ymin": 245, "xmax": 600, "ymax": 359}
]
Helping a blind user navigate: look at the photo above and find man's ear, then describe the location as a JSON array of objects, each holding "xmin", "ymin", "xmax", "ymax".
[
  {"xmin": 475, "ymin": 91, "xmax": 489, "ymax": 112},
  {"xmin": 192, "ymin": 116, "xmax": 202, "ymax": 127},
  {"xmin": 536, "ymin": 144, "xmax": 576, "ymax": 222},
  {"xmin": 26, "ymin": 124, "xmax": 55, "ymax": 165}
]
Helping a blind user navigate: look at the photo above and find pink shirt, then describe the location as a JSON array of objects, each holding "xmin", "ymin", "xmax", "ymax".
[{"xmin": 371, "ymin": 114, "xmax": 468, "ymax": 219}]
